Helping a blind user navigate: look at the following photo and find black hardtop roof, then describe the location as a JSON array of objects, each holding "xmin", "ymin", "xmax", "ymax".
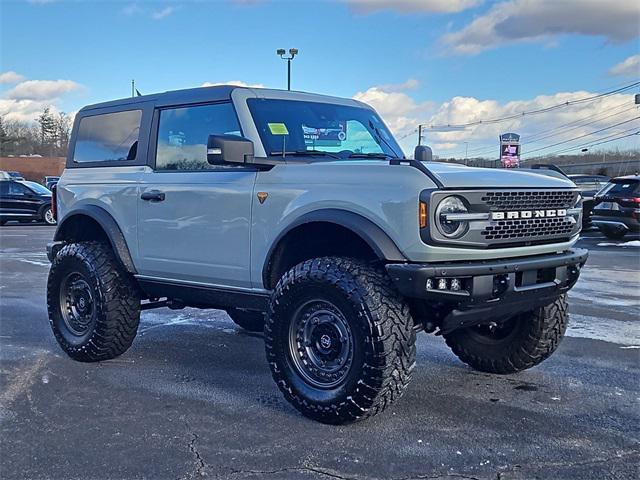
[{"xmin": 80, "ymin": 85, "xmax": 243, "ymax": 112}]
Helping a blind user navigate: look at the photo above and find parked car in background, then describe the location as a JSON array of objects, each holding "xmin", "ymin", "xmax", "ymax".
[
  {"xmin": 567, "ymin": 174, "xmax": 610, "ymax": 229},
  {"xmin": 592, "ymin": 174, "xmax": 640, "ymax": 239},
  {"xmin": 44, "ymin": 176, "xmax": 60, "ymax": 190},
  {"xmin": 0, "ymin": 178, "xmax": 56, "ymax": 225},
  {"xmin": 7, "ymin": 171, "xmax": 25, "ymax": 181}
]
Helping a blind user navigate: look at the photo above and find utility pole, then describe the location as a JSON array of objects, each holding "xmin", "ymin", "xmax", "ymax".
[
  {"xmin": 131, "ymin": 79, "xmax": 135, "ymax": 98},
  {"xmin": 464, "ymin": 142, "xmax": 469, "ymax": 166},
  {"xmin": 277, "ymin": 48, "xmax": 298, "ymax": 90},
  {"xmin": 418, "ymin": 125, "xmax": 423, "ymax": 146}
]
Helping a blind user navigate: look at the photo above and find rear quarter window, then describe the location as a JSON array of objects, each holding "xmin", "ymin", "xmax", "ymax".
[{"xmin": 73, "ymin": 110, "xmax": 142, "ymax": 163}]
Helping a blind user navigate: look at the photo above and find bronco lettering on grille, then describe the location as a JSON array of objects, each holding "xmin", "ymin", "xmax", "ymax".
[{"xmin": 491, "ymin": 209, "xmax": 567, "ymax": 220}]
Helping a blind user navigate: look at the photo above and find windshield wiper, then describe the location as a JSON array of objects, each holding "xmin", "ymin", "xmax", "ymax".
[
  {"xmin": 270, "ymin": 150, "xmax": 341, "ymax": 160},
  {"xmin": 347, "ymin": 152, "xmax": 393, "ymax": 159}
]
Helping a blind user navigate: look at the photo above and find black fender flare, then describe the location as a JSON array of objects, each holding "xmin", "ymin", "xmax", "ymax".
[
  {"xmin": 262, "ymin": 208, "xmax": 406, "ymax": 287},
  {"xmin": 54, "ymin": 205, "xmax": 137, "ymax": 273}
]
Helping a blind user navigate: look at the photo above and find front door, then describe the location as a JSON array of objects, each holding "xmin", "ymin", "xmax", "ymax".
[
  {"xmin": 137, "ymin": 102, "xmax": 256, "ymax": 289},
  {"xmin": 0, "ymin": 181, "xmax": 41, "ymax": 218}
]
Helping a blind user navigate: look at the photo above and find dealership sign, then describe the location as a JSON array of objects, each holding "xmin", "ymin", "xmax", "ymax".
[{"xmin": 500, "ymin": 132, "xmax": 520, "ymax": 168}]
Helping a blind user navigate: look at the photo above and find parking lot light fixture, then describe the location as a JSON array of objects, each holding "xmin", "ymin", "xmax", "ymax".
[{"xmin": 277, "ymin": 48, "xmax": 298, "ymax": 91}]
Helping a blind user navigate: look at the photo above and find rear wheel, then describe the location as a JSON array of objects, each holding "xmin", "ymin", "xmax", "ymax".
[
  {"xmin": 265, "ymin": 257, "xmax": 415, "ymax": 424},
  {"xmin": 47, "ymin": 241, "xmax": 141, "ymax": 362},
  {"xmin": 42, "ymin": 206, "xmax": 56, "ymax": 225},
  {"xmin": 600, "ymin": 225, "xmax": 626, "ymax": 240},
  {"xmin": 226, "ymin": 308, "xmax": 265, "ymax": 332},
  {"xmin": 444, "ymin": 296, "xmax": 568, "ymax": 374}
]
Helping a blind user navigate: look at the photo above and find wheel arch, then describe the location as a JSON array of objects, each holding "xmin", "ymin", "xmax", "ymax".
[
  {"xmin": 53, "ymin": 205, "xmax": 137, "ymax": 273},
  {"xmin": 262, "ymin": 209, "xmax": 406, "ymax": 289}
]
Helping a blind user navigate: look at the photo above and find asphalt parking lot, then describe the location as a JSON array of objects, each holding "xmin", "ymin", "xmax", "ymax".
[{"xmin": 0, "ymin": 225, "xmax": 638, "ymax": 480}]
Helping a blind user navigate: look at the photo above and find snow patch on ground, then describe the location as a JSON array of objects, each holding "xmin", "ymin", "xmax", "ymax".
[
  {"xmin": 597, "ymin": 240, "xmax": 640, "ymax": 247},
  {"xmin": 567, "ymin": 313, "xmax": 640, "ymax": 346}
]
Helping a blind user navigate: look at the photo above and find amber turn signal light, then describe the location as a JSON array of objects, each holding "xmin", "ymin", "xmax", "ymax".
[{"xmin": 419, "ymin": 201, "xmax": 427, "ymax": 228}]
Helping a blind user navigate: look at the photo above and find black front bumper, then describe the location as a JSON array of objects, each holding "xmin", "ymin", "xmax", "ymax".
[{"xmin": 386, "ymin": 248, "xmax": 588, "ymax": 334}]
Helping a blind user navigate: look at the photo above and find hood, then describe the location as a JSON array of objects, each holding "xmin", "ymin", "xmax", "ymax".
[{"xmin": 424, "ymin": 162, "xmax": 575, "ymax": 189}]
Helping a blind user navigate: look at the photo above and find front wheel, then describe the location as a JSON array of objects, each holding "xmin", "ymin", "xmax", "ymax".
[
  {"xmin": 47, "ymin": 242, "xmax": 141, "ymax": 362},
  {"xmin": 265, "ymin": 257, "xmax": 416, "ymax": 424},
  {"xmin": 444, "ymin": 295, "xmax": 568, "ymax": 374}
]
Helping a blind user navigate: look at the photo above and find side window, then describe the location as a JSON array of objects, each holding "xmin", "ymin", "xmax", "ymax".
[
  {"xmin": 0, "ymin": 182, "xmax": 9, "ymax": 195},
  {"xmin": 155, "ymin": 103, "xmax": 241, "ymax": 171},
  {"xmin": 9, "ymin": 183, "xmax": 31, "ymax": 195},
  {"xmin": 73, "ymin": 110, "xmax": 142, "ymax": 163}
]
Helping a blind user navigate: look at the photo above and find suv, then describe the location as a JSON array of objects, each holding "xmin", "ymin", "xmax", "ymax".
[
  {"xmin": 567, "ymin": 174, "xmax": 609, "ymax": 229},
  {"xmin": 0, "ymin": 178, "xmax": 56, "ymax": 225},
  {"xmin": 46, "ymin": 86, "xmax": 587, "ymax": 424},
  {"xmin": 592, "ymin": 174, "xmax": 640, "ymax": 239}
]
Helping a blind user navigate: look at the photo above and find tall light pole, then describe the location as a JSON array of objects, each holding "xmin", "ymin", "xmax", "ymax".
[{"xmin": 277, "ymin": 48, "xmax": 298, "ymax": 90}]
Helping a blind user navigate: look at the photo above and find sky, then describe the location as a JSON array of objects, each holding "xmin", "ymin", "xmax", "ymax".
[{"xmin": 0, "ymin": 0, "xmax": 639, "ymax": 158}]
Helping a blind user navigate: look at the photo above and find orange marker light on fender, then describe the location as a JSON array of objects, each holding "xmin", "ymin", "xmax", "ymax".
[{"xmin": 419, "ymin": 201, "xmax": 427, "ymax": 228}]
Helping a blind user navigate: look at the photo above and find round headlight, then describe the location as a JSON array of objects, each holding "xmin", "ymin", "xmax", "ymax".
[{"xmin": 436, "ymin": 196, "xmax": 469, "ymax": 238}]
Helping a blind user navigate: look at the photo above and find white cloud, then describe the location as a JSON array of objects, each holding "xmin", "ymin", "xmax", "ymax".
[
  {"xmin": 442, "ymin": 0, "xmax": 639, "ymax": 55},
  {"xmin": 122, "ymin": 2, "xmax": 143, "ymax": 16},
  {"xmin": 353, "ymin": 80, "xmax": 433, "ymax": 143},
  {"xmin": 422, "ymin": 91, "xmax": 638, "ymax": 156},
  {"xmin": 353, "ymin": 82, "xmax": 638, "ymax": 156},
  {"xmin": 378, "ymin": 78, "xmax": 420, "ymax": 92},
  {"xmin": 609, "ymin": 55, "xmax": 640, "ymax": 77},
  {"xmin": 201, "ymin": 80, "xmax": 265, "ymax": 88},
  {"xmin": 1, "ymin": 77, "xmax": 83, "ymax": 123},
  {"xmin": 5, "ymin": 80, "xmax": 82, "ymax": 101},
  {"xmin": 0, "ymin": 99, "xmax": 59, "ymax": 123},
  {"xmin": 0, "ymin": 71, "xmax": 26, "ymax": 84},
  {"xmin": 345, "ymin": 0, "xmax": 481, "ymax": 14},
  {"xmin": 152, "ymin": 6, "xmax": 177, "ymax": 20}
]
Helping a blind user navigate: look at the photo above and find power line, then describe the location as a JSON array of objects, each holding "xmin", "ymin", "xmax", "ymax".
[
  {"xmin": 448, "ymin": 104, "xmax": 639, "ymax": 159},
  {"xmin": 534, "ymin": 128, "xmax": 640, "ymax": 157},
  {"xmin": 420, "ymin": 81, "xmax": 639, "ymax": 130},
  {"xmin": 520, "ymin": 117, "xmax": 639, "ymax": 156}
]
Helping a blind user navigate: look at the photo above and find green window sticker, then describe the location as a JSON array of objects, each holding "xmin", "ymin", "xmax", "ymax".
[{"xmin": 268, "ymin": 123, "xmax": 289, "ymax": 135}]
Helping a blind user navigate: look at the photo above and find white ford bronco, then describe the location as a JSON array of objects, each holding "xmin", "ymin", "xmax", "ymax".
[{"xmin": 46, "ymin": 86, "xmax": 587, "ymax": 424}]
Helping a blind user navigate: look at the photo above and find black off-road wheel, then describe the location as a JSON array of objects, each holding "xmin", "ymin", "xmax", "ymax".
[
  {"xmin": 600, "ymin": 225, "xmax": 626, "ymax": 240},
  {"xmin": 227, "ymin": 308, "xmax": 265, "ymax": 332},
  {"xmin": 47, "ymin": 241, "xmax": 141, "ymax": 362},
  {"xmin": 265, "ymin": 257, "xmax": 416, "ymax": 424},
  {"xmin": 443, "ymin": 295, "xmax": 568, "ymax": 374}
]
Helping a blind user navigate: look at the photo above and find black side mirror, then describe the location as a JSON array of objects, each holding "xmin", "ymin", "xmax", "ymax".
[
  {"xmin": 207, "ymin": 134, "xmax": 254, "ymax": 165},
  {"xmin": 414, "ymin": 145, "xmax": 433, "ymax": 162}
]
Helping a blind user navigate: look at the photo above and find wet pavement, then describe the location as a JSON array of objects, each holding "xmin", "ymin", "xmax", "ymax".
[{"xmin": 1, "ymin": 225, "xmax": 638, "ymax": 480}]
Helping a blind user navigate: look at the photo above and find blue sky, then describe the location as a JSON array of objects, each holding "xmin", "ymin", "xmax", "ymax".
[{"xmin": 1, "ymin": 0, "xmax": 639, "ymax": 157}]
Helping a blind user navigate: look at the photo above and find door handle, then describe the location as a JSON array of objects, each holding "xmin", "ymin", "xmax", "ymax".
[{"xmin": 140, "ymin": 190, "xmax": 165, "ymax": 202}]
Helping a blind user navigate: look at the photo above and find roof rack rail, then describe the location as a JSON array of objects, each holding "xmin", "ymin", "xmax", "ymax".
[{"xmin": 389, "ymin": 158, "xmax": 444, "ymax": 188}]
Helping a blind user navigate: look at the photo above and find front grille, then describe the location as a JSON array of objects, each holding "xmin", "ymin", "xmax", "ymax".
[
  {"xmin": 482, "ymin": 190, "xmax": 577, "ymax": 211},
  {"xmin": 482, "ymin": 217, "xmax": 575, "ymax": 241},
  {"xmin": 478, "ymin": 189, "xmax": 579, "ymax": 246}
]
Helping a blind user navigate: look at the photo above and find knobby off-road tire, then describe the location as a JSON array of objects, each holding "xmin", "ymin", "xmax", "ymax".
[
  {"xmin": 47, "ymin": 241, "xmax": 141, "ymax": 362},
  {"xmin": 227, "ymin": 308, "xmax": 265, "ymax": 332},
  {"xmin": 265, "ymin": 257, "xmax": 416, "ymax": 424},
  {"xmin": 444, "ymin": 295, "xmax": 569, "ymax": 374}
]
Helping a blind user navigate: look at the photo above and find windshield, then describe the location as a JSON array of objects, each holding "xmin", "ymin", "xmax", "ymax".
[
  {"xmin": 21, "ymin": 181, "xmax": 51, "ymax": 195},
  {"xmin": 247, "ymin": 99, "xmax": 403, "ymax": 159}
]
